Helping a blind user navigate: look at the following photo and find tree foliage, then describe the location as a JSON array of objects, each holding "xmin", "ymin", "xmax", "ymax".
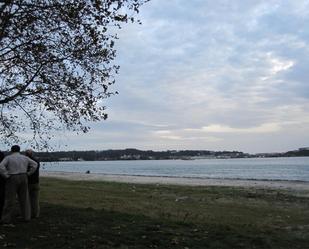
[{"xmin": 0, "ymin": 0, "xmax": 148, "ymax": 148}]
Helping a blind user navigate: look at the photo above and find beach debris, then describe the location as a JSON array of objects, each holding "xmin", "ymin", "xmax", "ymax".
[
  {"xmin": 1, "ymin": 224, "xmax": 15, "ymax": 228},
  {"xmin": 3, "ymin": 242, "xmax": 16, "ymax": 247},
  {"xmin": 175, "ymin": 196, "xmax": 189, "ymax": 202},
  {"xmin": 171, "ymin": 237, "xmax": 179, "ymax": 245},
  {"xmin": 37, "ymin": 235, "xmax": 48, "ymax": 238}
]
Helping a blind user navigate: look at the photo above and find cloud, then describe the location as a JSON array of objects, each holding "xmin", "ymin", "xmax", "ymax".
[
  {"xmin": 200, "ymin": 123, "xmax": 281, "ymax": 133},
  {"xmin": 40, "ymin": 0, "xmax": 309, "ymax": 153}
]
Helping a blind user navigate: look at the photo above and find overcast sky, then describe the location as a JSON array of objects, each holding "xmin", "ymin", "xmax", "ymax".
[{"xmin": 61, "ymin": 0, "xmax": 309, "ymax": 153}]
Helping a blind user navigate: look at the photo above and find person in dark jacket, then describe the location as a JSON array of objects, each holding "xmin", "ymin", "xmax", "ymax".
[
  {"xmin": 0, "ymin": 151, "xmax": 5, "ymax": 218},
  {"xmin": 25, "ymin": 149, "xmax": 40, "ymax": 218}
]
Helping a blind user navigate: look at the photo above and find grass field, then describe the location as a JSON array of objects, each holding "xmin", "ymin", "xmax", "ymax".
[{"xmin": 1, "ymin": 177, "xmax": 309, "ymax": 248}]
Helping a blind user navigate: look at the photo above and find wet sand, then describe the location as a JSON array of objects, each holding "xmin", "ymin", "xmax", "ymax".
[{"xmin": 41, "ymin": 171, "xmax": 309, "ymax": 192}]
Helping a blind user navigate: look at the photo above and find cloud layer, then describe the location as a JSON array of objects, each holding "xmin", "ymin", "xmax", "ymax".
[{"xmin": 65, "ymin": 0, "xmax": 309, "ymax": 153}]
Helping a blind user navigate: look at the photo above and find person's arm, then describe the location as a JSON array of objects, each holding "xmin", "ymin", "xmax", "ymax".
[
  {"xmin": 27, "ymin": 158, "xmax": 38, "ymax": 175},
  {"xmin": 0, "ymin": 158, "xmax": 9, "ymax": 178}
]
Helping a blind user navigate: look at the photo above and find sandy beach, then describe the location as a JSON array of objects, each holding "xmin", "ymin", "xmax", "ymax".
[{"xmin": 41, "ymin": 171, "xmax": 309, "ymax": 192}]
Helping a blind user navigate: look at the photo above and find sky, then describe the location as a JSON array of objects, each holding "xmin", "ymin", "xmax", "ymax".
[{"xmin": 62, "ymin": 0, "xmax": 309, "ymax": 153}]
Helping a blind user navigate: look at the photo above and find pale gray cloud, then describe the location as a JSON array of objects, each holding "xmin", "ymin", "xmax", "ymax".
[{"xmin": 55, "ymin": 0, "xmax": 309, "ymax": 153}]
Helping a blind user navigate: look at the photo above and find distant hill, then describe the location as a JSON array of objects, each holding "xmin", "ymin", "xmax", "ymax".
[
  {"xmin": 34, "ymin": 149, "xmax": 249, "ymax": 162},
  {"xmin": 27, "ymin": 147, "xmax": 309, "ymax": 162},
  {"xmin": 283, "ymin": 148, "xmax": 309, "ymax": 157}
]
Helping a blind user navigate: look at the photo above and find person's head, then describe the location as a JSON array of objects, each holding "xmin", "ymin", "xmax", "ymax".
[
  {"xmin": 25, "ymin": 149, "xmax": 33, "ymax": 157},
  {"xmin": 11, "ymin": 145, "xmax": 20, "ymax": 153}
]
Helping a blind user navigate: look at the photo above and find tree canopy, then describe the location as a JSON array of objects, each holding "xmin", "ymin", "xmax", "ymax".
[{"xmin": 0, "ymin": 0, "xmax": 148, "ymax": 148}]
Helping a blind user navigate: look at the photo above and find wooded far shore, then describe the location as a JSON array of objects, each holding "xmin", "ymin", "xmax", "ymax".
[{"xmin": 11, "ymin": 147, "xmax": 309, "ymax": 162}]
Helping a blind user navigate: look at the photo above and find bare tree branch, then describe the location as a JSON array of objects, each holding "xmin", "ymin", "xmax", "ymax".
[{"xmin": 0, "ymin": 0, "xmax": 149, "ymax": 148}]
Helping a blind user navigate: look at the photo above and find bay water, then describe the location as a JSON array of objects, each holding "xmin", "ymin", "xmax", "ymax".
[{"xmin": 41, "ymin": 157, "xmax": 309, "ymax": 182}]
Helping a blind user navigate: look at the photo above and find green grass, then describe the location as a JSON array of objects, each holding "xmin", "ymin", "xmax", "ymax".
[{"xmin": 1, "ymin": 177, "xmax": 309, "ymax": 248}]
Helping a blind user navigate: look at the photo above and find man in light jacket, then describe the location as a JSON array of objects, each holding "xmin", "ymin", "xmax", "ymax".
[{"xmin": 0, "ymin": 145, "xmax": 37, "ymax": 223}]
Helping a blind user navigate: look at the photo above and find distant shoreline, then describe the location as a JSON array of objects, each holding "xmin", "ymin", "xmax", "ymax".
[
  {"xmin": 35, "ymin": 148, "xmax": 309, "ymax": 162},
  {"xmin": 41, "ymin": 171, "xmax": 309, "ymax": 192},
  {"xmin": 40, "ymin": 155, "xmax": 309, "ymax": 162}
]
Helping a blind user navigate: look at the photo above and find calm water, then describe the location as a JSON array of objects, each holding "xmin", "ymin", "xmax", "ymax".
[{"xmin": 41, "ymin": 157, "xmax": 309, "ymax": 182}]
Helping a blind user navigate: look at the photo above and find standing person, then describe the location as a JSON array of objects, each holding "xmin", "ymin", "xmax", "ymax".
[
  {"xmin": 0, "ymin": 151, "xmax": 5, "ymax": 219},
  {"xmin": 0, "ymin": 145, "xmax": 37, "ymax": 224},
  {"xmin": 25, "ymin": 149, "xmax": 40, "ymax": 218}
]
